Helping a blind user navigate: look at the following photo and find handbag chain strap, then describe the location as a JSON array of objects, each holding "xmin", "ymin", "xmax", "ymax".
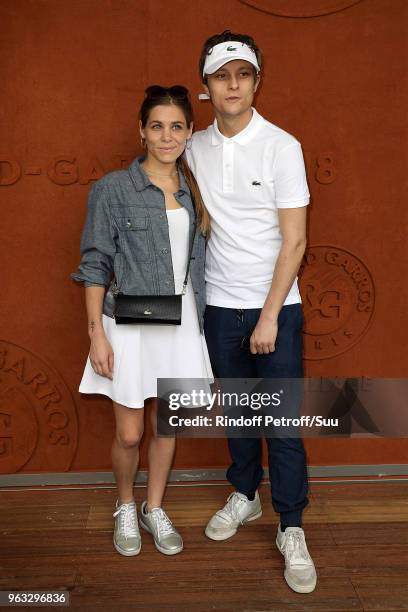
[{"xmin": 128, "ymin": 166, "xmax": 197, "ymax": 296}]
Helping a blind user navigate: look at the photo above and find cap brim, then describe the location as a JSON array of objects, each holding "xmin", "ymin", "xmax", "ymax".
[{"xmin": 205, "ymin": 55, "xmax": 259, "ymax": 76}]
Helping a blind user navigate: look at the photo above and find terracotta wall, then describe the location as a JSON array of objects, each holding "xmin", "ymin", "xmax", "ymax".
[{"xmin": 1, "ymin": 0, "xmax": 407, "ymax": 474}]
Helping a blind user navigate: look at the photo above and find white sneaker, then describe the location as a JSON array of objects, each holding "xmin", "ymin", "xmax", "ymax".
[
  {"xmin": 205, "ymin": 491, "xmax": 262, "ymax": 541},
  {"xmin": 139, "ymin": 501, "xmax": 183, "ymax": 555},
  {"xmin": 276, "ymin": 525, "xmax": 317, "ymax": 593},
  {"xmin": 112, "ymin": 499, "xmax": 141, "ymax": 556}
]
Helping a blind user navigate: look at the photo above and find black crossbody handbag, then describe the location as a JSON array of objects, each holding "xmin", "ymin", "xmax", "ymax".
[{"xmin": 113, "ymin": 173, "xmax": 197, "ymax": 325}]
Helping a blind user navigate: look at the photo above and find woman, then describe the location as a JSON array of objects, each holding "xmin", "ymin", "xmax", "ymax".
[{"xmin": 70, "ymin": 85, "xmax": 212, "ymax": 557}]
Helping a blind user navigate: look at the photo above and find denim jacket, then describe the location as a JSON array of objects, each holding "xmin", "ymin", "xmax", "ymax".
[{"xmin": 70, "ymin": 156, "xmax": 206, "ymax": 332}]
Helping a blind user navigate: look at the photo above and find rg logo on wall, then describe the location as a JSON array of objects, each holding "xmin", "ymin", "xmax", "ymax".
[
  {"xmin": 298, "ymin": 246, "xmax": 375, "ymax": 360},
  {"xmin": 0, "ymin": 341, "xmax": 78, "ymax": 474}
]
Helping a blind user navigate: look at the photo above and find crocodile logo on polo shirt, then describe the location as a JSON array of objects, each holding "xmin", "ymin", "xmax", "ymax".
[
  {"xmin": 227, "ymin": 46, "xmax": 237, "ymax": 51},
  {"xmin": 252, "ymin": 180, "xmax": 261, "ymax": 186}
]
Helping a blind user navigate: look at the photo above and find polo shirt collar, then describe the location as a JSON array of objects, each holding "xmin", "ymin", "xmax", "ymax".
[
  {"xmin": 128, "ymin": 154, "xmax": 189, "ymax": 194},
  {"xmin": 210, "ymin": 107, "xmax": 263, "ymax": 146}
]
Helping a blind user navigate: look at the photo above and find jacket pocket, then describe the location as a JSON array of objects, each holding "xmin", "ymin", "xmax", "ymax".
[
  {"xmin": 113, "ymin": 214, "xmax": 150, "ymax": 262},
  {"xmin": 115, "ymin": 216, "xmax": 148, "ymax": 231}
]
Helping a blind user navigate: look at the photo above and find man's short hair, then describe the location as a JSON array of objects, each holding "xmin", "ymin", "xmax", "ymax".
[{"xmin": 199, "ymin": 30, "xmax": 262, "ymax": 84}]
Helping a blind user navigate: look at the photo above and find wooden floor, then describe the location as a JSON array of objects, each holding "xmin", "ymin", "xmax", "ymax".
[{"xmin": 1, "ymin": 482, "xmax": 408, "ymax": 611}]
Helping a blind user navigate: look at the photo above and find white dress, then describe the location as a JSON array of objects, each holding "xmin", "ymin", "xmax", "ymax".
[{"xmin": 78, "ymin": 207, "xmax": 213, "ymax": 408}]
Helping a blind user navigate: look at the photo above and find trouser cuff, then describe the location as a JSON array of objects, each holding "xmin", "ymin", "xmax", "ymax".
[{"xmin": 279, "ymin": 510, "xmax": 303, "ymax": 526}]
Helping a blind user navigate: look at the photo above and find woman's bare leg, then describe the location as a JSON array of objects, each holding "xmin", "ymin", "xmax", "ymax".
[
  {"xmin": 146, "ymin": 401, "xmax": 176, "ymax": 510},
  {"xmin": 111, "ymin": 401, "xmax": 145, "ymax": 504}
]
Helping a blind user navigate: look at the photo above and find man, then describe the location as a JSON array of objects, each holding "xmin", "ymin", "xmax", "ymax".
[{"xmin": 186, "ymin": 31, "xmax": 317, "ymax": 594}]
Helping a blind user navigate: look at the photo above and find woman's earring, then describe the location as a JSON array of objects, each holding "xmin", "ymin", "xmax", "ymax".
[{"xmin": 186, "ymin": 138, "xmax": 192, "ymax": 150}]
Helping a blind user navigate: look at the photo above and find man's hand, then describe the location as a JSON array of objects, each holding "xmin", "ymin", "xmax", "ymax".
[{"xmin": 250, "ymin": 317, "xmax": 278, "ymax": 355}]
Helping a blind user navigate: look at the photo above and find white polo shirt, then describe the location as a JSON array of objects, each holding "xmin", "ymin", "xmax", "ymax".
[{"xmin": 186, "ymin": 107, "xmax": 310, "ymax": 308}]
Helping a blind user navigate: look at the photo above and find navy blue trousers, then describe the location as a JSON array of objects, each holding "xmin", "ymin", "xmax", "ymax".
[{"xmin": 204, "ymin": 304, "xmax": 309, "ymax": 526}]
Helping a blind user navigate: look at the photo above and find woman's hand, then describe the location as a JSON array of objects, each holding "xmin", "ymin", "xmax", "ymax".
[{"xmin": 89, "ymin": 331, "xmax": 114, "ymax": 379}]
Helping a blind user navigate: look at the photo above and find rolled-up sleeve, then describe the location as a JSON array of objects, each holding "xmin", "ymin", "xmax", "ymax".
[
  {"xmin": 273, "ymin": 142, "xmax": 310, "ymax": 208},
  {"xmin": 70, "ymin": 183, "xmax": 116, "ymax": 287}
]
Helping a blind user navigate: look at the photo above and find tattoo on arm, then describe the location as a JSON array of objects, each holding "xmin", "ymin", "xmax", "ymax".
[{"xmin": 89, "ymin": 320, "xmax": 96, "ymax": 333}]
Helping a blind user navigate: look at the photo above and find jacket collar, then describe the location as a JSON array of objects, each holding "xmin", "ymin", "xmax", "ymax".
[
  {"xmin": 210, "ymin": 107, "xmax": 263, "ymax": 147},
  {"xmin": 128, "ymin": 154, "xmax": 189, "ymax": 195}
]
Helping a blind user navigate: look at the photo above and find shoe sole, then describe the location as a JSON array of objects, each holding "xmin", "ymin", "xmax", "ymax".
[
  {"xmin": 205, "ymin": 509, "xmax": 263, "ymax": 541},
  {"xmin": 139, "ymin": 520, "xmax": 183, "ymax": 555},
  {"xmin": 276, "ymin": 538, "xmax": 316, "ymax": 593},
  {"xmin": 113, "ymin": 535, "xmax": 141, "ymax": 556}
]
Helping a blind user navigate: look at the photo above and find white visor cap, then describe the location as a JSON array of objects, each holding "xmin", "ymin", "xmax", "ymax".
[{"xmin": 202, "ymin": 41, "xmax": 260, "ymax": 78}]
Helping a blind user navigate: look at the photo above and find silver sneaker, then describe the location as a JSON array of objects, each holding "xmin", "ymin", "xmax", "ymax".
[
  {"xmin": 139, "ymin": 501, "xmax": 183, "ymax": 555},
  {"xmin": 276, "ymin": 525, "xmax": 317, "ymax": 593},
  {"xmin": 112, "ymin": 499, "xmax": 141, "ymax": 556},
  {"xmin": 205, "ymin": 491, "xmax": 262, "ymax": 541}
]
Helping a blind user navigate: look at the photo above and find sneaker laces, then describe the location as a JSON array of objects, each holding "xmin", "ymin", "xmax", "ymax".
[
  {"xmin": 284, "ymin": 529, "xmax": 310, "ymax": 567},
  {"xmin": 113, "ymin": 502, "xmax": 139, "ymax": 539},
  {"xmin": 150, "ymin": 508, "xmax": 175, "ymax": 537},
  {"xmin": 216, "ymin": 492, "xmax": 250, "ymax": 525}
]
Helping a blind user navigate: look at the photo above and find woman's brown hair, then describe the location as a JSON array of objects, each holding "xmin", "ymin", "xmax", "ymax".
[{"xmin": 139, "ymin": 85, "xmax": 211, "ymax": 236}]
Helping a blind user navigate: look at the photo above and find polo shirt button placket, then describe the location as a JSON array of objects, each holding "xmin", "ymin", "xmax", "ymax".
[{"xmin": 223, "ymin": 140, "xmax": 234, "ymax": 194}]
